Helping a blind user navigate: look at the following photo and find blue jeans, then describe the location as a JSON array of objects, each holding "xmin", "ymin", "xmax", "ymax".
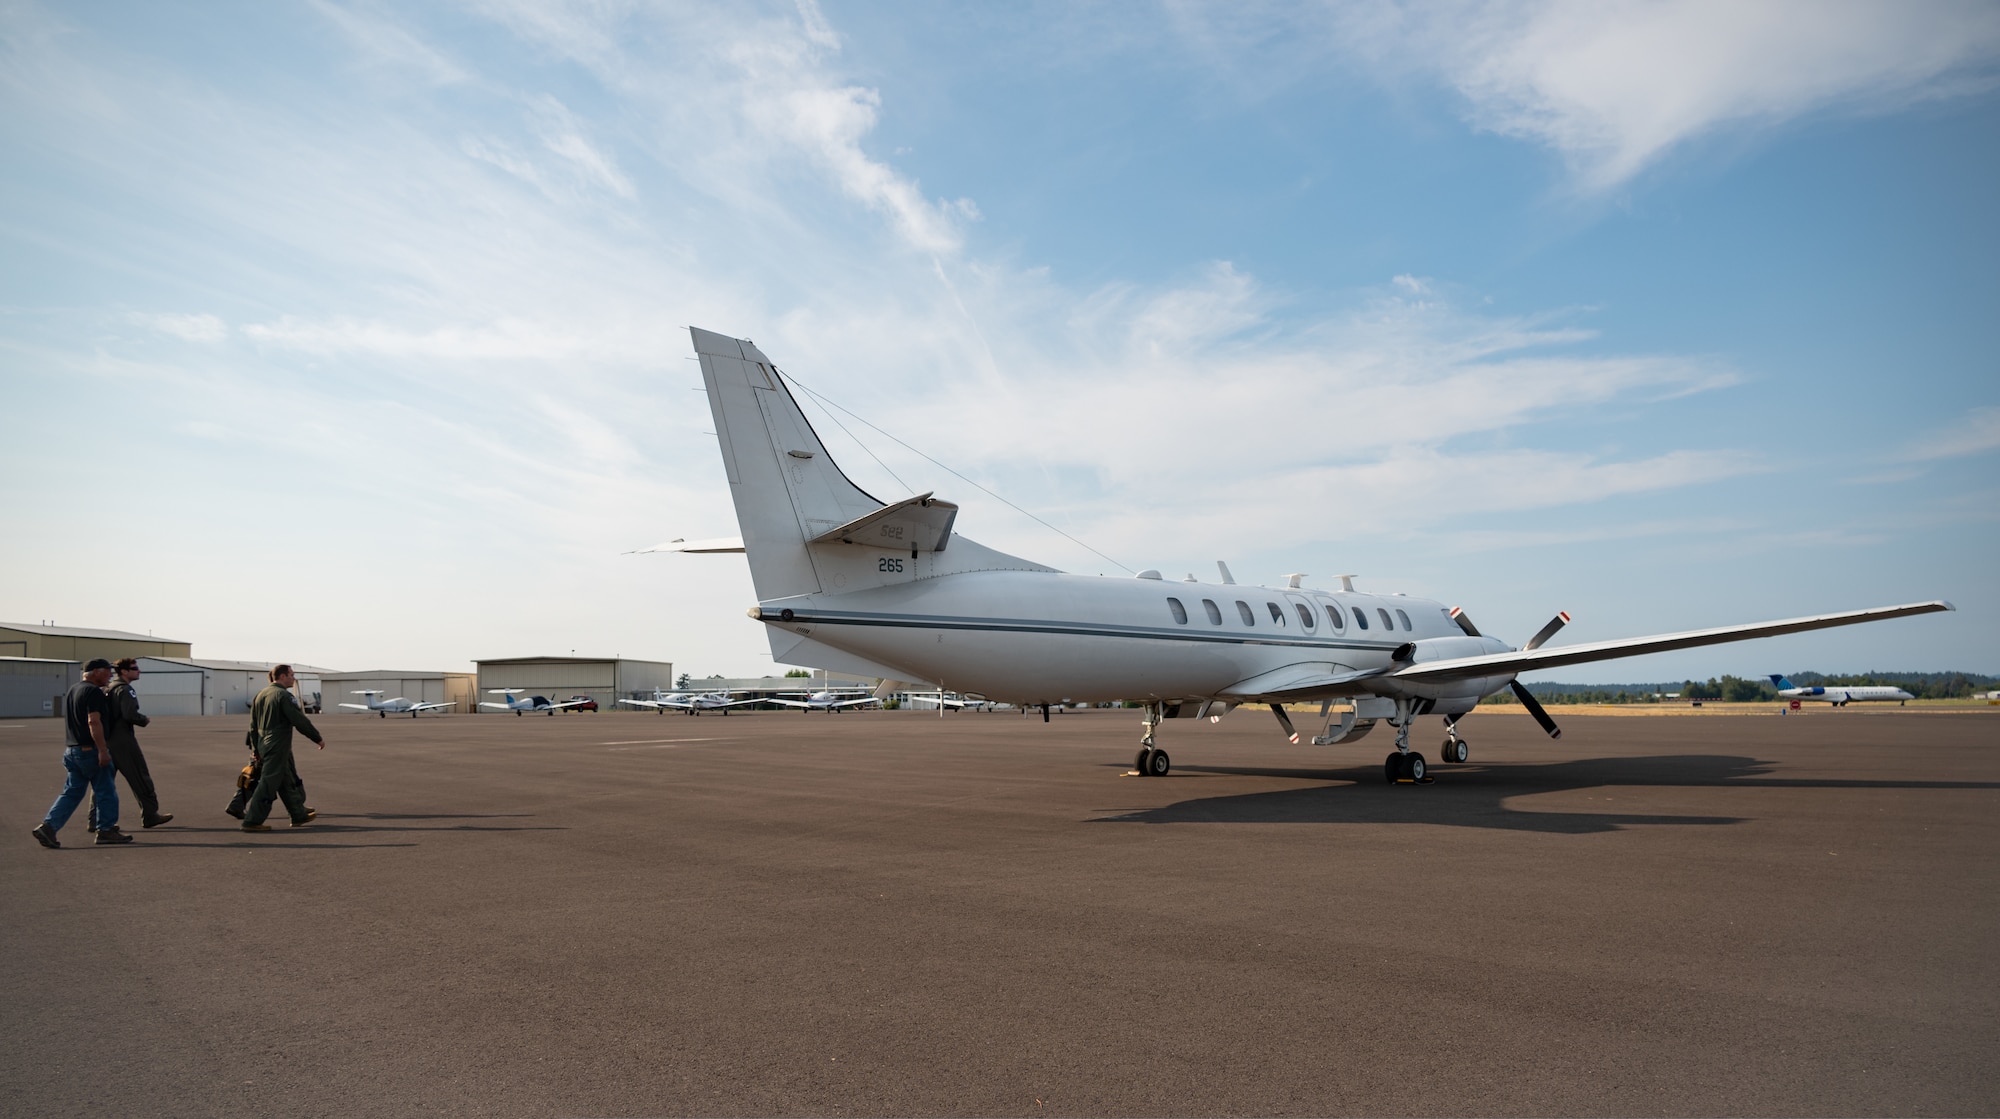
[{"xmin": 44, "ymin": 748, "xmax": 118, "ymax": 834}]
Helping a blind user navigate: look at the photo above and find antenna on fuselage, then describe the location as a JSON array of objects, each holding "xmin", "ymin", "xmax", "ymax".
[
  {"xmin": 1283, "ymin": 573, "xmax": 1306, "ymax": 589},
  {"xmin": 1333, "ymin": 575, "xmax": 1356, "ymax": 592},
  {"xmin": 1216, "ymin": 561, "xmax": 1236, "ymax": 585}
]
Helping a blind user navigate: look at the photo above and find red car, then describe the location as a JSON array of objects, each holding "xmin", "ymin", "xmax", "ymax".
[{"xmin": 563, "ymin": 695, "xmax": 599, "ymax": 713}]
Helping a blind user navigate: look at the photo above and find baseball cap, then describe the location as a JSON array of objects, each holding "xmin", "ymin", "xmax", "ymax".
[{"xmin": 85, "ymin": 657, "xmax": 113, "ymax": 671}]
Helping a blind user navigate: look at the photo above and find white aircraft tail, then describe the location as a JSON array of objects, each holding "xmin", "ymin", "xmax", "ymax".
[
  {"xmin": 691, "ymin": 327, "xmax": 1054, "ymax": 605},
  {"xmin": 693, "ymin": 327, "xmax": 887, "ymax": 601}
]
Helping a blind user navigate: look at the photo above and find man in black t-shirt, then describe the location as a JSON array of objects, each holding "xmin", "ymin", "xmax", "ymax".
[{"xmin": 30, "ymin": 658, "xmax": 132, "ymax": 848}]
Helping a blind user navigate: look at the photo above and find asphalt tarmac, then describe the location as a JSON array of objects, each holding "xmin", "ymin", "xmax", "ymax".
[{"xmin": 3, "ymin": 706, "xmax": 1996, "ymax": 1117}]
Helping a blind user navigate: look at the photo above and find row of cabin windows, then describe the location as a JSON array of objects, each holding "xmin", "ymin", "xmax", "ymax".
[{"xmin": 1165, "ymin": 597, "xmax": 1416, "ymax": 632}]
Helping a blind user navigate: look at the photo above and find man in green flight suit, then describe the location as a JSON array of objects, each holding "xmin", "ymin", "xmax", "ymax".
[{"xmin": 241, "ymin": 664, "xmax": 328, "ymax": 831}]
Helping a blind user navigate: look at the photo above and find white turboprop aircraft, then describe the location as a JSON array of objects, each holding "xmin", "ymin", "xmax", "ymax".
[
  {"xmin": 771, "ymin": 688, "xmax": 881, "ymax": 712},
  {"xmin": 666, "ymin": 327, "xmax": 1953, "ymax": 782},
  {"xmin": 479, "ymin": 689, "xmax": 591, "ymax": 716},
  {"xmin": 616, "ymin": 690, "xmax": 763, "ymax": 715},
  {"xmin": 1768, "ymin": 675, "xmax": 1914, "ymax": 706},
  {"xmin": 337, "ymin": 690, "xmax": 457, "ymax": 718}
]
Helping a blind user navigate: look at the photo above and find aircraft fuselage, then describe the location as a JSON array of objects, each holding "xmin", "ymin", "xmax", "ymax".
[{"xmin": 755, "ymin": 569, "xmax": 1516, "ymax": 710}]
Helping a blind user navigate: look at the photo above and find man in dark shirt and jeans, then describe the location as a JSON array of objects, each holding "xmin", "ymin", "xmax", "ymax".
[{"xmin": 31, "ymin": 658, "xmax": 133, "ymax": 848}]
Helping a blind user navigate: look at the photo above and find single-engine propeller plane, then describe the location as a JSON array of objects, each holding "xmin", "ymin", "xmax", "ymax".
[
  {"xmin": 660, "ymin": 327, "xmax": 1953, "ymax": 782},
  {"xmin": 771, "ymin": 688, "xmax": 881, "ymax": 713},
  {"xmin": 479, "ymin": 690, "xmax": 591, "ymax": 716},
  {"xmin": 616, "ymin": 689, "xmax": 763, "ymax": 715},
  {"xmin": 337, "ymin": 690, "xmax": 456, "ymax": 718}
]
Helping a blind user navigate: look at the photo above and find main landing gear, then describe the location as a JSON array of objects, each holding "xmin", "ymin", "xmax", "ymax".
[
  {"xmin": 1134, "ymin": 702, "xmax": 1171, "ymax": 777},
  {"xmin": 1382, "ymin": 698, "xmax": 1432, "ymax": 784}
]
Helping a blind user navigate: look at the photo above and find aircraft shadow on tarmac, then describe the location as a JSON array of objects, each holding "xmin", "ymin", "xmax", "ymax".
[{"xmin": 1091, "ymin": 754, "xmax": 2000, "ymax": 834}]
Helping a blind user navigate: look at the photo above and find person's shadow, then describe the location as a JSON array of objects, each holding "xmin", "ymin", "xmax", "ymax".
[{"xmin": 1089, "ymin": 754, "xmax": 2000, "ymax": 834}]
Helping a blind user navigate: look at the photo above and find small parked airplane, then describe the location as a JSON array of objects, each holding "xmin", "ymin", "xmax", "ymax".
[
  {"xmin": 659, "ymin": 327, "xmax": 1953, "ymax": 782},
  {"xmin": 771, "ymin": 688, "xmax": 881, "ymax": 712},
  {"xmin": 337, "ymin": 690, "xmax": 457, "ymax": 718},
  {"xmin": 1768, "ymin": 675, "xmax": 1914, "ymax": 706},
  {"xmin": 479, "ymin": 689, "xmax": 591, "ymax": 716},
  {"xmin": 616, "ymin": 690, "xmax": 763, "ymax": 715}
]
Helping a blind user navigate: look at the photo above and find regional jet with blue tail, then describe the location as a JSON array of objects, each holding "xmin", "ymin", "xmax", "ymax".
[
  {"xmin": 1769, "ymin": 675, "xmax": 1914, "ymax": 706},
  {"xmin": 654, "ymin": 327, "xmax": 1953, "ymax": 783}
]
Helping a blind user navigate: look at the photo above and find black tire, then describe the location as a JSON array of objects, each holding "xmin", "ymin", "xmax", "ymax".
[
  {"xmin": 1146, "ymin": 749, "xmax": 1171, "ymax": 777},
  {"xmin": 1135, "ymin": 748, "xmax": 1153, "ymax": 774},
  {"xmin": 1385, "ymin": 753, "xmax": 1402, "ymax": 783},
  {"xmin": 1408, "ymin": 753, "xmax": 1427, "ymax": 781}
]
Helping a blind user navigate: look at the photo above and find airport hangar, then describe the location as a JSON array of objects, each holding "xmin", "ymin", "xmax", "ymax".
[
  {"xmin": 321, "ymin": 670, "xmax": 477, "ymax": 715},
  {"xmin": 133, "ymin": 658, "xmax": 336, "ymax": 716},
  {"xmin": 474, "ymin": 656, "xmax": 675, "ymax": 712},
  {"xmin": 0, "ymin": 622, "xmax": 195, "ymax": 718},
  {"xmin": 0, "ymin": 621, "xmax": 191, "ymax": 662}
]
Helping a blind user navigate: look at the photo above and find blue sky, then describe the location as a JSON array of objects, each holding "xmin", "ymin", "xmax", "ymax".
[{"xmin": 2, "ymin": 0, "xmax": 1995, "ymax": 681}]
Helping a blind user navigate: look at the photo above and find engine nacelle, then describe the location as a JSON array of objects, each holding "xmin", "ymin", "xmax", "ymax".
[{"xmin": 1380, "ymin": 635, "xmax": 1515, "ymax": 703}]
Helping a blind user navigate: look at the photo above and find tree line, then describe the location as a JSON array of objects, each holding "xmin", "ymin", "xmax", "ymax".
[{"xmin": 1481, "ymin": 670, "xmax": 1996, "ymax": 705}]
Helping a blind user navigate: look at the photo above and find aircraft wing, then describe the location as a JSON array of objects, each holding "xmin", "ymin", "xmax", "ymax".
[
  {"xmin": 1392, "ymin": 600, "xmax": 1955, "ymax": 685},
  {"xmin": 409, "ymin": 701, "xmax": 456, "ymax": 712},
  {"xmin": 616, "ymin": 698, "xmax": 666, "ymax": 709},
  {"xmin": 545, "ymin": 699, "xmax": 592, "ymax": 710},
  {"xmin": 768, "ymin": 698, "xmax": 813, "ymax": 708},
  {"xmin": 710, "ymin": 697, "xmax": 765, "ymax": 708},
  {"xmin": 337, "ymin": 703, "xmax": 374, "ymax": 711},
  {"xmin": 1219, "ymin": 665, "xmax": 1390, "ymax": 702},
  {"xmin": 477, "ymin": 701, "xmax": 517, "ymax": 711}
]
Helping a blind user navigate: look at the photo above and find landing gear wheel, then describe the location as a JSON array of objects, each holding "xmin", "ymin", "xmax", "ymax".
[
  {"xmin": 1442, "ymin": 738, "xmax": 1468, "ymax": 764},
  {"xmin": 1385, "ymin": 753, "xmax": 1402, "ymax": 784},
  {"xmin": 1144, "ymin": 748, "xmax": 1171, "ymax": 777},
  {"xmin": 1135, "ymin": 747, "xmax": 1153, "ymax": 774},
  {"xmin": 1406, "ymin": 752, "xmax": 1426, "ymax": 781}
]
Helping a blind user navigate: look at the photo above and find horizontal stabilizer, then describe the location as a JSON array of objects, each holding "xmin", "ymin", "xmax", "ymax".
[
  {"xmin": 626, "ymin": 536, "xmax": 747, "ymax": 554},
  {"xmin": 808, "ymin": 493, "xmax": 958, "ymax": 552},
  {"xmin": 1392, "ymin": 600, "xmax": 1955, "ymax": 684}
]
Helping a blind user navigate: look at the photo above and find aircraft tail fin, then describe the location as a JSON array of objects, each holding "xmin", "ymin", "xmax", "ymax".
[
  {"xmin": 1768, "ymin": 674, "xmax": 1796, "ymax": 690},
  {"xmin": 693, "ymin": 328, "xmax": 886, "ymax": 601}
]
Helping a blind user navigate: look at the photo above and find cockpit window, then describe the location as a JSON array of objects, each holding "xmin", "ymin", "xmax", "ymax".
[
  {"xmin": 1237, "ymin": 600, "xmax": 1255, "ymax": 626},
  {"xmin": 1267, "ymin": 602, "xmax": 1286, "ymax": 626},
  {"xmin": 1395, "ymin": 608, "xmax": 1411, "ymax": 630},
  {"xmin": 1167, "ymin": 598, "xmax": 1188, "ymax": 625},
  {"xmin": 1352, "ymin": 607, "xmax": 1369, "ymax": 630},
  {"xmin": 1203, "ymin": 599, "xmax": 1222, "ymax": 625}
]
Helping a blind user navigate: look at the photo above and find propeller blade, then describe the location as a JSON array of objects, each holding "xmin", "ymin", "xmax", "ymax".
[
  {"xmin": 1525, "ymin": 611, "xmax": 1572, "ymax": 651},
  {"xmin": 1270, "ymin": 703, "xmax": 1300, "ymax": 744},
  {"xmin": 1449, "ymin": 607, "xmax": 1481, "ymax": 637},
  {"xmin": 1510, "ymin": 680, "xmax": 1563, "ymax": 739}
]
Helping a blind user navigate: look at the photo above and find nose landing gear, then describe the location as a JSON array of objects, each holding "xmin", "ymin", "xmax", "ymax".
[
  {"xmin": 1441, "ymin": 718, "xmax": 1470, "ymax": 764},
  {"xmin": 1133, "ymin": 702, "xmax": 1171, "ymax": 776}
]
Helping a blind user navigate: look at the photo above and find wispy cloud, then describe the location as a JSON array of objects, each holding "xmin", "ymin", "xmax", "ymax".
[
  {"xmin": 1166, "ymin": 0, "xmax": 2000, "ymax": 192},
  {"xmin": 1904, "ymin": 405, "xmax": 2000, "ymax": 461},
  {"xmin": 129, "ymin": 311, "xmax": 228, "ymax": 343}
]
